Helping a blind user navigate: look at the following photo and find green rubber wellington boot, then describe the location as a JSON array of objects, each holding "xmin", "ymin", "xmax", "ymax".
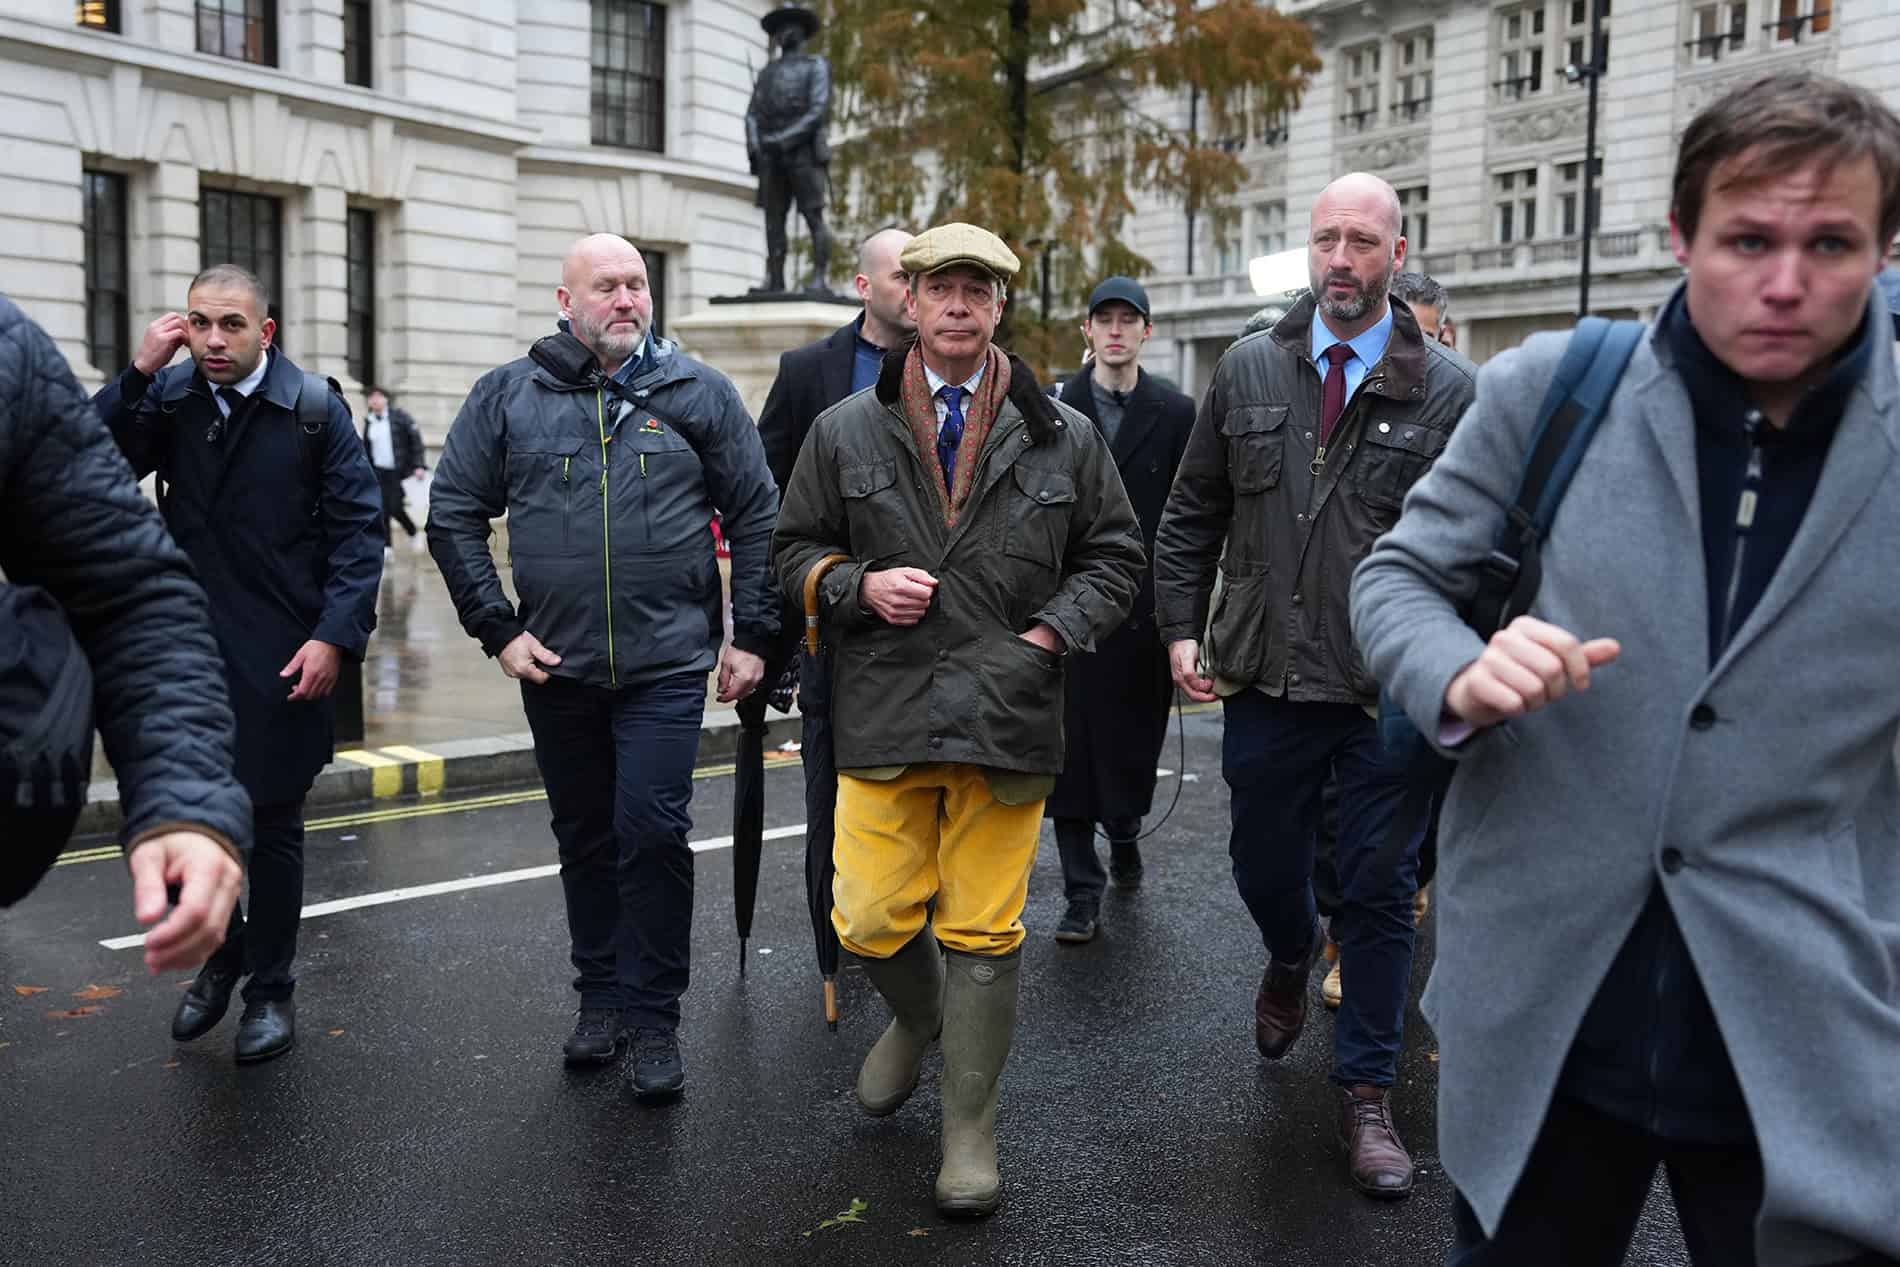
[
  {"xmin": 934, "ymin": 947, "xmax": 1021, "ymax": 1217},
  {"xmin": 854, "ymin": 932, "xmax": 944, "ymax": 1116}
]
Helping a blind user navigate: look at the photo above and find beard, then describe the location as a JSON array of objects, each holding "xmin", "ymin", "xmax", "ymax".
[
  {"xmin": 571, "ymin": 307, "xmax": 645, "ymax": 365},
  {"xmin": 1312, "ymin": 265, "xmax": 1392, "ymax": 324}
]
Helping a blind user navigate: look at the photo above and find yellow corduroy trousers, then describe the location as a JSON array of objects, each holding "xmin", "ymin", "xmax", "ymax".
[{"xmin": 832, "ymin": 763, "xmax": 1045, "ymax": 959}]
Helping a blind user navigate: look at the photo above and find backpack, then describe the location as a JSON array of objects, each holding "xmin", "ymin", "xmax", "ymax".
[
  {"xmin": 295, "ymin": 371, "xmax": 349, "ymax": 519},
  {"xmin": 0, "ymin": 584, "xmax": 95, "ymax": 906},
  {"xmin": 1377, "ymin": 317, "xmax": 1646, "ymax": 861}
]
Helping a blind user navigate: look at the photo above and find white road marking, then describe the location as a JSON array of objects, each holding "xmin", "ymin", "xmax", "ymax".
[{"xmin": 99, "ymin": 823, "xmax": 807, "ymax": 951}]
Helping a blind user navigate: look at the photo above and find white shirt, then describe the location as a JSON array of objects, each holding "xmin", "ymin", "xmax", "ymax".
[
  {"xmin": 922, "ymin": 361, "xmax": 986, "ymax": 431},
  {"xmin": 366, "ymin": 412, "xmax": 396, "ymax": 469},
  {"xmin": 211, "ymin": 352, "xmax": 271, "ymax": 419}
]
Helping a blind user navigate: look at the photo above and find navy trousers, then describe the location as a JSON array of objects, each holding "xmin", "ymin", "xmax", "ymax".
[
  {"xmin": 1221, "ymin": 690, "xmax": 1420, "ymax": 1087},
  {"xmin": 205, "ymin": 800, "xmax": 305, "ymax": 1003},
  {"xmin": 520, "ymin": 672, "xmax": 706, "ymax": 1031}
]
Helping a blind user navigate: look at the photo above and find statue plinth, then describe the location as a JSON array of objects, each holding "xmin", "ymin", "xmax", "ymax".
[{"xmin": 672, "ymin": 298, "xmax": 860, "ymax": 419}]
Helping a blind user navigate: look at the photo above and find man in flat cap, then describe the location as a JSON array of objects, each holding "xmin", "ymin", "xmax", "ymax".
[
  {"xmin": 747, "ymin": 5, "xmax": 833, "ymax": 294},
  {"xmin": 773, "ymin": 222, "xmax": 1144, "ymax": 1216},
  {"xmin": 1046, "ymin": 277, "xmax": 1195, "ymax": 944}
]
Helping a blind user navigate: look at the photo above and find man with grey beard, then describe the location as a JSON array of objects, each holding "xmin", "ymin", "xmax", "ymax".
[
  {"xmin": 1153, "ymin": 172, "xmax": 1475, "ymax": 1200},
  {"xmin": 429, "ymin": 234, "xmax": 779, "ymax": 1102}
]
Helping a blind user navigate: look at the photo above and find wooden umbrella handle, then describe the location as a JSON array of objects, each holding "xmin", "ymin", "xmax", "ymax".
[{"xmin": 801, "ymin": 553, "xmax": 853, "ymax": 656}]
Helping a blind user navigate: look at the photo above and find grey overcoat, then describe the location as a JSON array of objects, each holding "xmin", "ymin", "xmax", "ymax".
[{"xmin": 1350, "ymin": 284, "xmax": 1900, "ymax": 1265}]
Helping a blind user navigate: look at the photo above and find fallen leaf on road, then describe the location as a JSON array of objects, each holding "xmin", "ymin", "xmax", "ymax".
[
  {"xmin": 13, "ymin": 985, "xmax": 48, "ymax": 996},
  {"xmin": 817, "ymin": 1197, "xmax": 869, "ymax": 1232},
  {"xmin": 46, "ymin": 1006, "xmax": 103, "ymax": 1019},
  {"xmin": 0, "ymin": 1041, "xmax": 13, "ymax": 1051},
  {"xmin": 72, "ymin": 984, "xmax": 123, "ymax": 1001},
  {"xmin": 177, "ymin": 978, "xmax": 196, "ymax": 987},
  {"xmin": 162, "ymin": 1060, "xmax": 180, "ymax": 1069},
  {"xmin": 1427, "ymin": 1050, "xmax": 1440, "ymax": 1063},
  {"xmin": 908, "ymin": 1227, "xmax": 931, "ymax": 1238},
  {"xmin": 327, "ymin": 1029, "xmax": 345, "ymax": 1037}
]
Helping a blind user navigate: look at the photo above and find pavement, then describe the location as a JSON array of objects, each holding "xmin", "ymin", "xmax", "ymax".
[
  {"xmin": 2, "ymin": 712, "xmax": 1697, "ymax": 1266},
  {"xmin": 77, "ymin": 536, "xmax": 800, "ymax": 835}
]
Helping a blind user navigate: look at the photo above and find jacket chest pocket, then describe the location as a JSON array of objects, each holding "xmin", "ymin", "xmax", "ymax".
[
  {"xmin": 1003, "ymin": 463, "xmax": 1077, "ymax": 570},
  {"xmin": 1221, "ymin": 405, "xmax": 1287, "ymax": 494},
  {"xmin": 1352, "ymin": 419, "xmax": 1445, "ymax": 511},
  {"xmin": 839, "ymin": 458, "xmax": 907, "ymax": 554},
  {"xmin": 506, "ymin": 436, "xmax": 586, "ymax": 553}
]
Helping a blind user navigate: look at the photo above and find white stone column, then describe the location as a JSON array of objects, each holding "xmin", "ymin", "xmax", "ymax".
[
  {"xmin": 146, "ymin": 157, "xmax": 202, "ymax": 329},
  {"xmin": 300, "ymin": 182, "xmax": 354, "ymax": 389}
]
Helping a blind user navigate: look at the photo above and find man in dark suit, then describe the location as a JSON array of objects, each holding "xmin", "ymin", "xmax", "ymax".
[
  {"xmin": 754, "ymin": 226, "xmax": 914, "ymax": 896},
  {"xmin": 757, "ymin": 227, "xmax": 915, "ymax": 488},
  {"xmin": 94, "ymin": 264, "xmax": 383, "ymax": 1063},
  {"xmin": 1048, "ymin": 277, "xmax": 1195, "ymax": 942}
]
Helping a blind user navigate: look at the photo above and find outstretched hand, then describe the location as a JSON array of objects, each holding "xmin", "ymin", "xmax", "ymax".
[{"xmin": 129, "ymin": 832, "xmax": 242, "ymax": 975}]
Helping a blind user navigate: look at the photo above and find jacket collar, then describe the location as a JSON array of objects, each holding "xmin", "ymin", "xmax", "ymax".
[
  {"xmin": 531, "ymin": 333, "xmax": 698, "ymax": 396},
  {"xmin": 160, "ymin": 347, "xmax": 300, "ymax": 411},
  {"xmin": 874, "ymin": 337, "xmax": 1062, "ymax": 445},
  {"xmin": 1059, "ymin": 364, "xmax": 1164, "ymax": 463},
  {"xmin": 1269, "ymin": 292, "xmax": 1429, "ymax": 402}
]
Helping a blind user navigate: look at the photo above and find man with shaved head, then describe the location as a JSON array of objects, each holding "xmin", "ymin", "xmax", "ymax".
[
  {"xmin": 1154, "ymin": 172, "xmax": 1476, "ymax": 1198},
  {"xmin": 429, "ymin": 233, "xmax": 780, "ymax": 1101}
]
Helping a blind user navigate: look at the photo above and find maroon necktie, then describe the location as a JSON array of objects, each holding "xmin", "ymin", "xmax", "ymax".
[{"xmin": 1319, "ymin": 342, "xmax": 1355, "ymax": 447}]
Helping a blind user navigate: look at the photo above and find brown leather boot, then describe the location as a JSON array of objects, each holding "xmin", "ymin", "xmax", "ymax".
[
  {"xmin": 1252, "ymin": 919, "xmax": 1320, "ymax": 1060},
  {"xmin": 1338, "ymin": 1084, "xmax": 1414, "ymax": 1199}
]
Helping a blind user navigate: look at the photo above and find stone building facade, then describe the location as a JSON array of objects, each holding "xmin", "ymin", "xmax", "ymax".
[
  {"xmin": 1, "ymin": 0, "xmax": 773, "ymax": 442},
  {"xmin": 1125, "ymin": 0, "xmax": 1898, "ymax": 392}
]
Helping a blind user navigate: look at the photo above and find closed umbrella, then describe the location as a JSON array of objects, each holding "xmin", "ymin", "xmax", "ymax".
[
  {"xmin": 731, "ymin": 686, "xmax": 771, "ymax": 976},
  {"xmin": 800, "ymin": 554, "xmax": 851, "ymax": 1029}
]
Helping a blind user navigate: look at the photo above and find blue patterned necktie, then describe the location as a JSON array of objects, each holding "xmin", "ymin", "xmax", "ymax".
[{"xmin": 937, "ymin": 385, "xmax": 966, "ymax": 489}]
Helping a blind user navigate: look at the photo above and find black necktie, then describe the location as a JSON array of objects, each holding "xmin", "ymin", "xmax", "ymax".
[{"xmin": 209, "ymin": 387, "xmax": 246, "ymax": 442}]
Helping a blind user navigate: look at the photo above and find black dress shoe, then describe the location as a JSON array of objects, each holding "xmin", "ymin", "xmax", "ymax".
[
  {"xmin": 562, "ymin": 1007, "xmax": 627, "ymax": 1066},
  {"xmin": 1053, "ymin": 898, "xmax": 1100, "ymax": 943},
  {"xmin": 171, "ymin": 966, "xmax": 241, "ymax": 1042},
  {"xmin": 1109, "ymin": 843, "xmax": 1144, "ymax": 891},
  {"xmin": 234, "ymin": 998, "xmax": 295, "ymax": 1064},
  {"xmin": 627, "ymin": 1027, "xmax": 685, "ymax": 1102}
]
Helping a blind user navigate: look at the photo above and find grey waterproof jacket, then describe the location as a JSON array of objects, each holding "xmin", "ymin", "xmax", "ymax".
[
  {"xmin": 1153, "ymin": 296, "xmax": 1475, "ymax": 704},
  {"xmin": 429, "ymin": 336, "xmax": 779, "ymax": 688}
]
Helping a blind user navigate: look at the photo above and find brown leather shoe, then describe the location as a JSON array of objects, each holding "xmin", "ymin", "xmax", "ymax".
[
  {"xmin": 1252, "ymin": 921, "xmax": 1320, "ymax": 1060},
  {"xmin": 1338, "ymin": 1084, "xmax": 1414, "ymax": 1199}
]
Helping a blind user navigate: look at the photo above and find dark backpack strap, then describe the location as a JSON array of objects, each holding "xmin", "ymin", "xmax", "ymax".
[
  {"xmin": 295, "ymin": 371, "xmax": 343, "ymax": 519},
  {"xmin": 596, "ymin": 374, "xmax": 703, "ymax": 458},
  {"xmin": 1467, "ymin": 318, "xmax": 1645, "ymax": 635}
]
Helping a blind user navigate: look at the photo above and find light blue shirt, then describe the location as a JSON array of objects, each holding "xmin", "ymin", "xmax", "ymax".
[
  {"xmin": 1309, "ymin": 303, "xmax": 1394, "ymax": 405},
  {"xmin": 923, "ymin": 361, "xmax": 985, "ymax": 427}
]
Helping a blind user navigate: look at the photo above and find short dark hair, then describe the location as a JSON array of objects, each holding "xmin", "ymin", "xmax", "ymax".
[
  {"xmin": 1390, "ymin": 272, "xmax": 1449, "ymax": 316},
  {"xmin": 188, "ymin": 263, "xmax": 271, "ymax": 317},
  {"xmin": 1673, "ymin": 72, "xmax": 1900, "ymax": 244},
  {"xmin": 367, "ymin": 386, "xmax": 392, "ymax": 401}
]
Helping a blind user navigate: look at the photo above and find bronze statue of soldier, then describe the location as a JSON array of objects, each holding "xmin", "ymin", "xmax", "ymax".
[{"xmin": 747, "ymin": 5, "xmax": 834, "ymax": 296}]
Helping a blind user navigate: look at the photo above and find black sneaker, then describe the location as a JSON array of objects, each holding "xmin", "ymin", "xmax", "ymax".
[
  {"xmin": 1109, "ymin": 842, "xmax": 1144, "ymax": 891},
  {"xmin": 627, "ymin": 1026, "xmax": 685, "ymax": 1101},
  {"xmin": 1053, "ymin": 898, "xmax": 1100, "ymax": 944},
  {"xmin": 562, "ymin": 1007, "xmax": 626, "ymax": 1066}
]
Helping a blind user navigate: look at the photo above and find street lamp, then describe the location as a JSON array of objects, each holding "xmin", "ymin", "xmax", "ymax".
[{"xmin": 1563, "ymin": 0, "xmax": 1607, "ymax": 318}]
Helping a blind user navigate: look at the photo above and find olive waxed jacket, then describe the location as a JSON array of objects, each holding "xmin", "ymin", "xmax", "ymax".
[
  {"xmin": 1153, "ymin": 295, "xmax": 1476, "ymax": 705},
  {"xmin": 771, "ymin": 345, "xmax": 1145, "ymax": 776}
]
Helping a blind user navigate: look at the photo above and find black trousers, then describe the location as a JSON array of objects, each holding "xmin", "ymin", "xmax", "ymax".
[
  {"xmin": 375, "ymin": 467, "xmax": 417, "ymax": 539},
  {"xmin": 520, "ymin": 672, "xmax": 705, "ymax": 1030},
  {"xmin": 1448, "ymin": 1095, "xmax": 1895, "ymax": 1267},
  {"xmin": 205, "ymin": 800, "xmax": 305, "ymax": 1002},
  {"xmin": 1052, "ymin": 816, "xmax": 1140, "ymax": 901}
]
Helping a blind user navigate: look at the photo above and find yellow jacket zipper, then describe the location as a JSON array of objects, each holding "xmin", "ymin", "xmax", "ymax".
[{"xmin": 596, "ymin": 390, "xmax": 616, "ymax": 685}]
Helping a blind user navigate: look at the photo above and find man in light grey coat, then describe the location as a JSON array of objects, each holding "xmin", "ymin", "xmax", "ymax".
[{"xmin": 1352, "ymin": 73, "xmax": 1900, "ymax": 1266}]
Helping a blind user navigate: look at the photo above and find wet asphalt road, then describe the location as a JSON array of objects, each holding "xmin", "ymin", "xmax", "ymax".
[{"xmin": 0, "ymin": 711, "xmax": 1692, "ymax": 1266}]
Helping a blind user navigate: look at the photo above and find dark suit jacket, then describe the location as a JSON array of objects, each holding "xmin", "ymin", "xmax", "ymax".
[
  {"xmin": 94, "ymin": 350, "xmax": 383, "ymax": 805},
  {"xmin": 757, "ymin": 317, "xmax": 861, "ymax": 493}
]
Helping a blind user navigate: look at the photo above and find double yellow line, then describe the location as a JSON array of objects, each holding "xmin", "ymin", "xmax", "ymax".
[{"xmin": 56, "ymin": 757, "xmax": 761, "ymax": 868}]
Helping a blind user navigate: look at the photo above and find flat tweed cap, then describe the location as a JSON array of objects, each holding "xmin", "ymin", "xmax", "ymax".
[{"xmin": 899, "ymin": 223, "xmax": 1021, "ymax": 281}]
